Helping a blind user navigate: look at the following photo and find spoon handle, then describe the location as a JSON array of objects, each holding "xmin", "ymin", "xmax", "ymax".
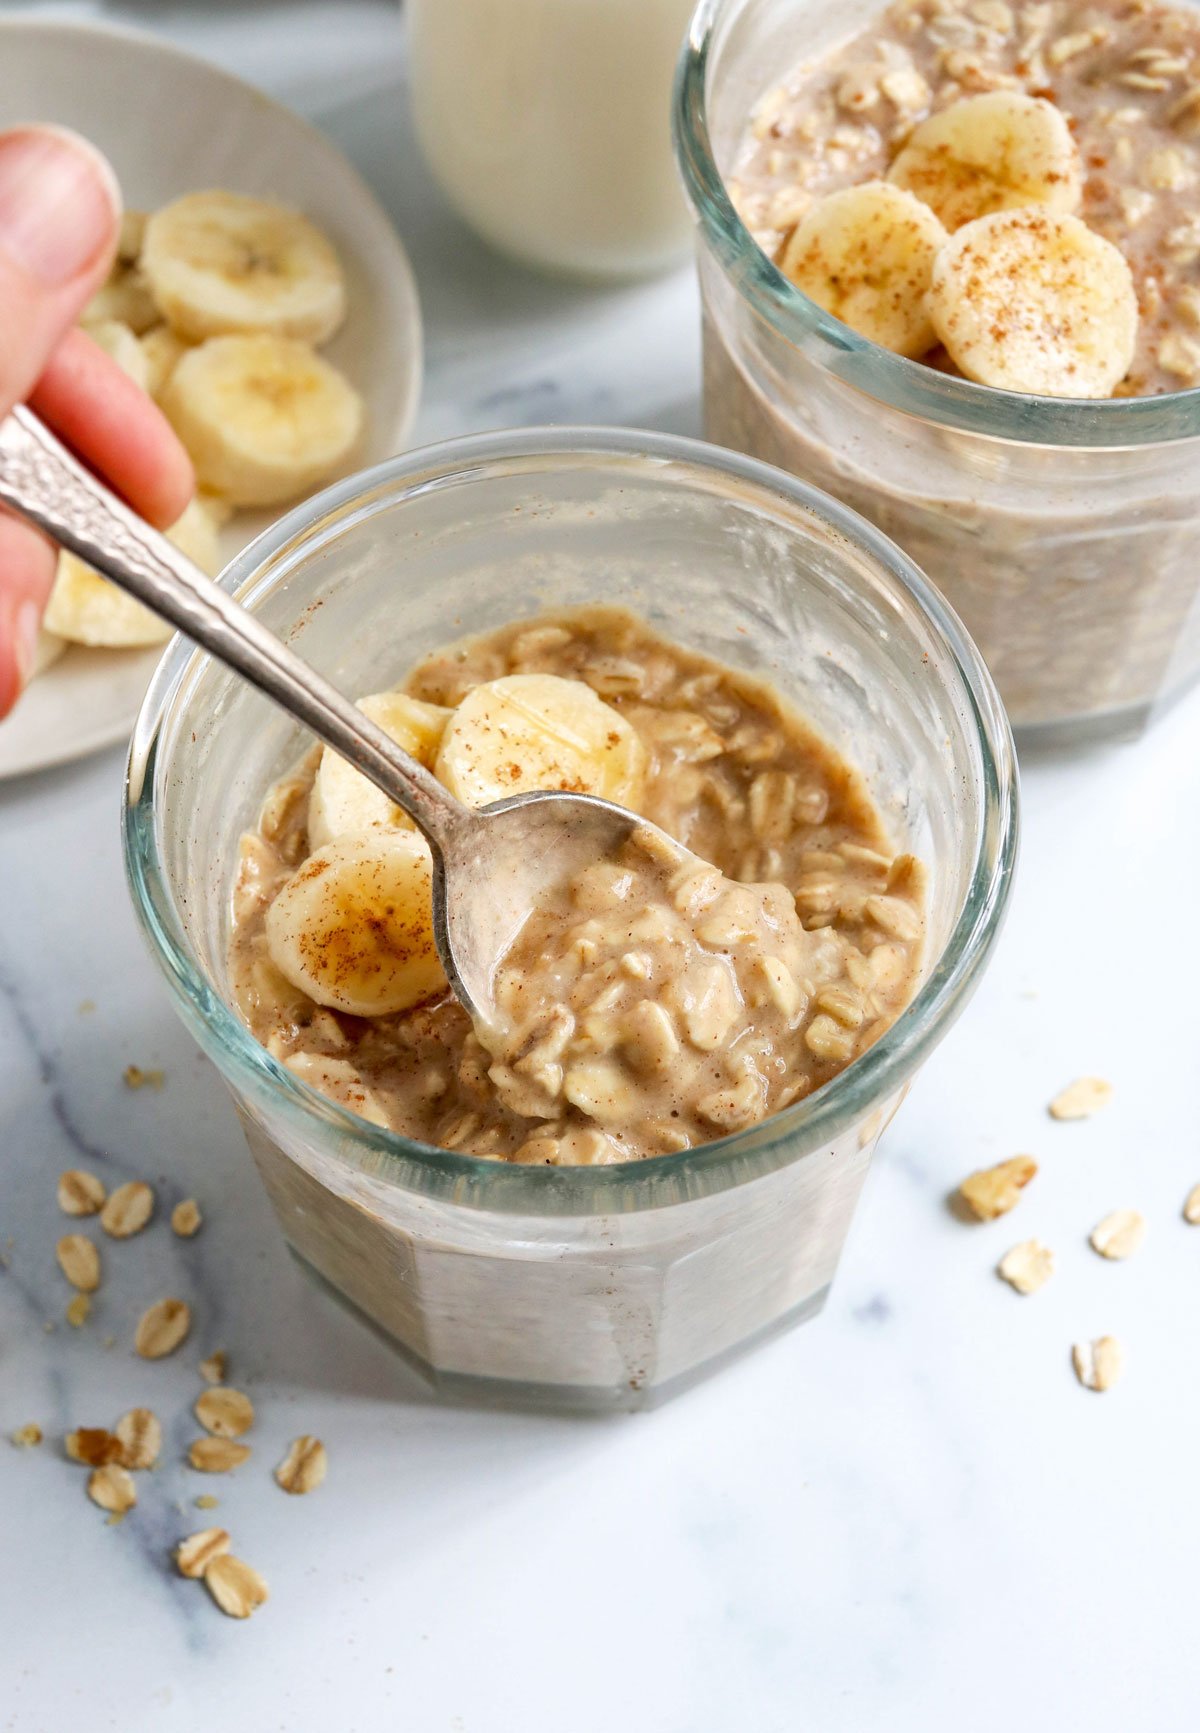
[{"xmin": 0, "ymin": 406, "xmax": 467, "ymax": 852}]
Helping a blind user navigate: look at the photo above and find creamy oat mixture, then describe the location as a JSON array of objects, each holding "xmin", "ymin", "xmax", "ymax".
[
  {"xmin": 730, "ymin": 0, "xmax": 1200, "ymax": 394},
  {"xmin": 229, "ymin": 609, "xmax": 924, "ymax": 1165}
]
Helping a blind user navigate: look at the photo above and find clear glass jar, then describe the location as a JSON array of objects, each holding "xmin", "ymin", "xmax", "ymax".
[
  {"xmin": 407, "ymin": 0, "xmax": 696, "ymax": 279},
  {"xmin": 674, "ymin": 0, "xmax": 1200, "ymax": 745},
  {"xmin": 124, "ymin": 429, "xmax": 1016, "ymax": 1411}
]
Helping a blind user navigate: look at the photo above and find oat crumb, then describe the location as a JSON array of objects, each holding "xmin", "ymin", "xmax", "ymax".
[
  {"xmin": 1072, "ymin": 1335, "xmax": 1124, "ymax": 1392},
  {"xmin": 199, "ymin": 1350, "xmax": 228, "ymax": 1385},
  {"xmin": 1182, "ymin": 1183, "xmax": 1200, "ymax": 1225},
  {"xmin": 66, "ymin": 1293, "xmax": 91, "ymax": 1328},
  {"xmin": 171, "ymin": 1199, "xmax": 203, "ymax": 1238},
  {"xmin": 958, "ymin": 1155, "xmax": 1037, "ymax": 1220},
  {"xmin": 123, "ymin": 1065, "xmax": 164, "ymax": 1090},
  {"xmin": 1090, "ymin": 1208, "xmax": 1147, "ymax": 1260},
  {"xmin": 997, "ymin": 1238, "xmax": 1055, "ymax": 1293},
  {"xmin": 1049, "ymin": 1076, "xmax": 1113, "ymax": 1120},
  {"xmin": 10, "ymin": 1423, "xmax": 43, "ymax": 1448}
]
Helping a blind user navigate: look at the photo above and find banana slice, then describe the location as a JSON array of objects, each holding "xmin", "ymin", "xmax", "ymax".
[
  {"xmin": 778, "ymin": 181, "xmax": 947, "ymax": 358},
  {"xmin": 140, "ymin": 324, "xmax": 192, "ymax": 399},
  {"xmin": 87, "ymin": 319, "xmax": 150, "ymax": 391},
  {"xmin": 44, "ymin": 553, "xmax": 172, "ymax": 648},
  {"xmin": 118, "ymin": 209, "xmax": 148, "ymax": 265},
  {"xmin": 889, "ymin": 92, "xmax": 1082, "ymax": 231},
  {"xmin": 435, "ymin": 673, "xmax": 647, "ymax": 810},
  {"xmin": 265, "ymin": 830, "xmax": 446, "ymax": 1016},
  {"xmin": 82, "ymin": 264, "xmax": 159, "ymax": 336},
  {"xmin": 141, "ymin": 191, "xmax": 346, "ymax": 344},
  {"xmin": 30, "ymin": 629, "xmax": 66, "ymax": 680},
  {"xmin": 308, "ymin": 691, "xmax": 452, "ymax": 849},
  {"xmin": 159, "ymin": 334, "xmax": 364, "ymax": 508},
  {"xmin": 44, "ymin": 496, "xmax": 223, "ymax": 647},
  {"xmin": 928, "ymin": 207, "xmax": 1138, "ymax": 396}
]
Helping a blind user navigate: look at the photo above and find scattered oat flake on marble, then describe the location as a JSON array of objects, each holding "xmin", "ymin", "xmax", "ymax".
[
  {"xmin": 175, "ymin": 1527, "xmax": 231, "ymax": 1579},
  {"xmin": 135, "ymin": 1297, "xmax": 191, "ymax": 1360},
  {"xmin": 204, "ymin": 1554, "xmax": 268, "ymax": 1619},
  {"xmin": 66, "ymin": 1427, "xmax": 124, "ymax": 1467},
  {"xmin": 55, "ymin": 1233, "xmax": 101, "ymax": 1292},
  {"xmin": 275, "ymin": 1434, "xmax": 327, "ymax": 1495},
  {"xmin": 100, "ymin": 1180, "xmax": 155, "ymax": 1239},
  {"xmin": 958, "ymin": 1155, "xmax": 1037, "ymax": 1221},
  {"xmin": 65, "ymin": 1293, "xmax": 91, "ymax": 1328},
  {"xmin": 1090, "ymin": 1209, "xmax": 1147, "ymax": 1260},
  {"xmin": 87, "ymin": 1463, "xmax": 137, "ymax": 1514},
  {"xmin": 115, "ymin": 1407, "xmax": 162, "ymax": 1470},
  {"xmin": 56, "ymin": 1169, "xmax": 106, "ymax": 1216},
  {"xmin": 10, "ymin": 1423, "xmax": 42, "ymax": 1448},
  {"xmin": 199, "ymin": 1350, "xmax": 228, "ymax": 1385},
  {"xmin": 1049, "ymin": 1077, "xmax": 1113, "ymax": 1120},
  {"xmin": 997, "ymin": 1238, "xmax": 1055, "ymax": 1294},
  {"xmin": 171, "ymin": 1198, "xmax": 203, "ymax": 1238},
  {"xmin": 123, "ymin": 1065, "xmax": 164, "ymax": 1090},
  {"xmin": 1072, "ymin": 1336, "xmax": 1125, "ymax": 1392},
  {"xmin": 188, "ymin": 1437, "xmax": 252, "ymax": 1473},
  {"xmin": 194, "ymin": 1494, "xmax": 219, "ymax": 1511},
  {"xmin": 194, "ymin": 1387, "xmax": 254, "ymax": 1440},
  {"xmin": 1183, "ymin": 1184, "xmax": 1200, "ymax": 1225}
]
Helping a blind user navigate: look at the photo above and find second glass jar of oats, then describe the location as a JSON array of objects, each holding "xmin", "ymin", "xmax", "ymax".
[{"xmin": 675, "ymin": 0, "xmax": 1200, "ymax": 743}]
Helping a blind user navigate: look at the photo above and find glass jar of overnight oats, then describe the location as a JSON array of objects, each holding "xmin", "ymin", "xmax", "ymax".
[
  {"xmin": 674, "ymin": 0, "xmax": 1200, "ymax": 744},
  {"xmin": 124, "ymin": 430, "xmax": 1015, "ymax": 1411}
]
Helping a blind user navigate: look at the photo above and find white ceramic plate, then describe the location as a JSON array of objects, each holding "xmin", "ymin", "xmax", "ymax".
[{"xmin": 0, "ymin": 17, "xmax": 422, "ymax": 780}]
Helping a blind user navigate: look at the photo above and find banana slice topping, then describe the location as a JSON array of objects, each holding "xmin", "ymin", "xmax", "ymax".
[
  {"xmin": 928, "ymin": 207, "xmax": 1138, "ymax": 397},
  {"xmin": 778, "ymin": 180, "xmax": 948, "ymax": 358},
  {"xmin": 889, "ymin": 92, "xmax": 1083, "ymax": 233},
  {"xmin": 435, "ymin": 674, "xmax": 647, "ymax": 810},
  {"xmin": 265, "ymin": 831, "xmax": 446, "ymax": 1017},
  {"xmin": 141, "ymin": 190, "xmax": 347, "ymax": 345},
  {"xmin": 308, "ymin": 692, "xmax": 452, "ymax": 850}
]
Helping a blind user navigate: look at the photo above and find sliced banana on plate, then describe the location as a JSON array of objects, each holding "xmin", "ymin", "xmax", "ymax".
[
  {"xmin": 141, "ymin": 190, "xmax": 347, "ymax": 344},
  {"xmin": 308, "ymin": 691, "xmax": 452, "ymax": 850},
  {"xmin": 44, "ymin": 495, "xmax": 223, "ymax": 647},
  {"xmin": 30, "ymin": 629, "xmax": 66, "ymax": 680},
  {"xmin": 889, "ymin": 92, "xmax": 1082, "ymax": 232},
  {"xmin": 435, "ymin": 673, "xmax": 648, "ymax": 810},
  {"xmin": 82, "ymin": 263, "xmax": 160, "ymax": 336},
  {"xmin": 159, "ymin": 334, "xmax": 364, "ymax": 507},
  {"xmin": 927, "ymin": 207, "xmax": 1138, "ymax": 396},
  {"xmin": 778, "ymin": 180, "xmax": 948, "ymax": 357},
  {"xmin": 87, "ymin": 319, "xmax": 150, "ymax": 391},
  {"xmin": 140, "ymin": 324, "xmax": 192, "ymax": 399},
  {"xmin": 265, "ymin": 830, "xmax": 446, "ymax": 1016}
]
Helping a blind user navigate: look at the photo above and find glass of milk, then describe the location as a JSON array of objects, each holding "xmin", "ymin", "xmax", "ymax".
[{"xmin": 408, "ymin": 0, "xmax": 697, "ymax": 279}]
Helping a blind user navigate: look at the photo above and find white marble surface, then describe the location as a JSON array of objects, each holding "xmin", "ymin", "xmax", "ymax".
[{"xmin": 2, "ymin": 4, "xmax": 1197, "ymax": 1729}]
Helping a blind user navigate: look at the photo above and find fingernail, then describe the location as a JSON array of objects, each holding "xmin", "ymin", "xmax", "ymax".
[
  {"xmin": 14, "ymin": 599, "xmax": 41, "ymax": 688},
  {"xmin": 0, "ymin": 125, "xmax": 121, "ymax": 286}
]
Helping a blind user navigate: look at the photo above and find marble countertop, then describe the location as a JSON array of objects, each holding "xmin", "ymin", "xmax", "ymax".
[{"xmin": 2, "ymin": 5, "xmax": 1196, "ymax": 1730}]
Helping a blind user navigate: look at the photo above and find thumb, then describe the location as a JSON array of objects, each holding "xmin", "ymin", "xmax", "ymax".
[{"xmin": 0, "ymin": 125, "xmax": 122, "ymax": 412}]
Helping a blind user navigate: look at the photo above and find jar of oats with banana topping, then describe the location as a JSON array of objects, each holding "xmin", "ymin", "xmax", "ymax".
[{"xmin": 676, "ymin": 0, "xmax": 1200, "ymax": 743}]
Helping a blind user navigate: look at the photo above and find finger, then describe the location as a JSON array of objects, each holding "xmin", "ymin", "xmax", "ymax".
[
  {"xmin": 0, "ymin": 125, "xmax": 120, "ymax": 712},
  {"xmin": 0, "ymin": 126, "xmax": 121, "ymax": 412},
  {"xmin": 30, "ymin": 328, "xmax": 195, "ymax": 529},
  {"xmin": 0, "ymin": 511, "xmax": 57, "ymax": 719}
]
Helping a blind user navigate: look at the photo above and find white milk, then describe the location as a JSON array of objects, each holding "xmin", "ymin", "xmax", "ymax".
[{"xmin": 408, "ymin": 0, "xmax": 696, "ymax": 279}]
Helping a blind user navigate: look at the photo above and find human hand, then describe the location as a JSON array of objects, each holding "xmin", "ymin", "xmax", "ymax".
[{"xmin": 0, "ymin": 126, "xmax": 194, "ymax": 717}]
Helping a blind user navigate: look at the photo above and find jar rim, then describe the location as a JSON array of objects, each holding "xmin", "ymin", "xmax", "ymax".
[
  {"xmin": 673, "ymin": 0, "xmax": 1200, "ymax": 449},
  {"xmin": 123, "ymin": 426, "xmax": 1018, "ymax": 1216}
]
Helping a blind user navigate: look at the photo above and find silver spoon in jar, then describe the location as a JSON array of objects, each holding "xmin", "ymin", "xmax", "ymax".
[{"xmin": 0, "ymin": 406, "xmax": 645, "ymax": 1024}]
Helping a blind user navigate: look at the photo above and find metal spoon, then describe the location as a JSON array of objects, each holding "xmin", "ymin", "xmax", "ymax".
[{"xmin": 0, "ymin": 406, "xmax": 643, "ymax": 1025}]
